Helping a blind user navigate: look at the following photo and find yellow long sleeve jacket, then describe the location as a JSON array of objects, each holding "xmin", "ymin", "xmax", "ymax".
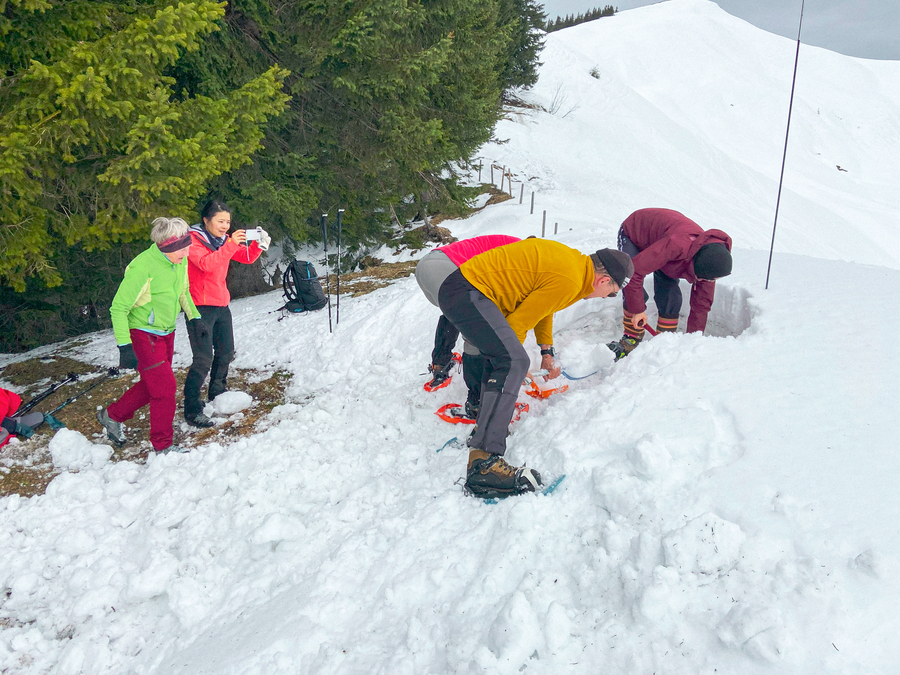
[{"xmin": 459, "ymin": 238, "xmax": 595, "ymax": 345}]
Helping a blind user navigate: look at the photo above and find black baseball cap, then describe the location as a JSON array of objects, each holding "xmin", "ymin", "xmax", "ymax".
[{"xmin": 592, "ymin": 248, "xmax": 634, "ymax": 288}]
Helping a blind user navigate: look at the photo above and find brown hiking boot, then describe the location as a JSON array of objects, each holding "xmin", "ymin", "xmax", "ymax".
[
  {"xmin": 607, "ymin": 334, "xmax": 641, "ymax": 361},
  {"xmin": 465, "ymin": 449, "xmax": 542, "ymax": 499}
]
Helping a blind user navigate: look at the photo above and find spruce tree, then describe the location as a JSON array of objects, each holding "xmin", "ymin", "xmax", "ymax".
[{"xmin": 0, "ymin": 1, "xmax": 289, "ymax": 291}]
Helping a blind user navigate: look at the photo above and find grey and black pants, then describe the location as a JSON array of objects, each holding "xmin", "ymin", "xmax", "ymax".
[{"xmin": 437, "ymin": 269, "xmax": 529, "ymax": 456}]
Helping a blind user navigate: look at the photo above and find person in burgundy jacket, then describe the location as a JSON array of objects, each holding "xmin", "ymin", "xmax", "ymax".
[
  {"xmin": 183, "ymin": 199, "xmax": 271, "ymax": 427},
  {"xmin": 415, "ymin": 234, "xmax": 520, "ymax": 418},
  {"xmin": 609, "ymin": 208, "xmax": 733, "ymax": 359}
]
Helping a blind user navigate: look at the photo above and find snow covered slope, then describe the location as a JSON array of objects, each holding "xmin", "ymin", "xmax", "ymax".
[
  {"xmin": 456, "ymin": 0, "xmax": 900, "ymax": 270},
  {"xmin": 1, "ymin": 1, "xmax": 897, "ymax": 674}
]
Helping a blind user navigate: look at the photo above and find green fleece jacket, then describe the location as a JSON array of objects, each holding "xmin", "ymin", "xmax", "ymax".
[{"xmin": 110, "ymin": 244, "xmax": 201, "ymax": 345}]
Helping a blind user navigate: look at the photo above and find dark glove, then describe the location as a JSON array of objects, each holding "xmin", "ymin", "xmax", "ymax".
[{"xmin": 118, "ymin": 344, "xmax": 139, "ymax": 369}]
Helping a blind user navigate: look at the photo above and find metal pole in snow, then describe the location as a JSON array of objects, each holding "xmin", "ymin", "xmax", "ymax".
[
  {"xmin": 519, "ymin": 183, "xmax": 524, "ymax": 204},
  {"xmin": 336, "ymin": 209, "xmax": 343, "ymax": 325},
  {"xmin": 320, "ymin": 213, "xmax": 332, "ymax": 333},
  {"xmin": 541, "ymin": 211, "xmax": 546, "ymax": 237},
  {"xmin": 766, "ymin": 0, "xmax": 805, "ymax": 290}
]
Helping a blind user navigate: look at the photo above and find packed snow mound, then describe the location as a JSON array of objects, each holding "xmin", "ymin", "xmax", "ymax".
[
  {"xmin": 209, "ymin": 391, "xmax": 253, "ymax": 416},
  {"xmin": 48, "ymin": 429, "xmax": 112, "ymax": 471}
]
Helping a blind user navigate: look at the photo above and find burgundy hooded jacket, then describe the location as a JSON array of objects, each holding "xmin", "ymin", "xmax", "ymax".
[{"xmin": 621, "ymin": 208, "xmax": 732, "ymax": 333}]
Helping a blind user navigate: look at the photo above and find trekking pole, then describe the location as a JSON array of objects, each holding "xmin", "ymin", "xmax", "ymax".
[
  {"xmin": 336, "ymin": 208, "xmax": 344, "ymax": 325},
  {"xmin": 644, "ymin": 324, "xmax": 659, "ymax": 337},
  {"xmin": 45, "ymin": 368, "xmax": 120, "ymax": 417},
  {"xmin": 16, "ymin": 372, "xmax": 80, "ymax": 415},
  {"xmin": 320, "ymin": 213, "xmax": 333, "ymax": 333}
]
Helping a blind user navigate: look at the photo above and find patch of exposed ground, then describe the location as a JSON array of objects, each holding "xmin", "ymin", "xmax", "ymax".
[
  {"xmin": 326, "ymin": 261, "xmax": 420, "ymax": 297},
  {"xmin": 1, "ymin": 361, "xmax": 291, "ymax": 499}
]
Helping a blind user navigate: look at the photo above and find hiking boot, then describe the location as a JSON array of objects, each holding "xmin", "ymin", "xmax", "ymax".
[
  {"xmin": 97, "ymin": 408, "xmax": 126, "ymax": 446},
  {"xmin": 185, "ymin": 412, "xmax": 215, "ymax": 428},
  {"xmin": 425, "ymin": 364, "xmax": 452, "ymax": 391},
  {"xmin": 464, "ymin": 399, "xmax": 480, "ymax": 420},
  {"xmin": 155, "ymin": 444, "xmax": 189, "ymax": 455},
  {"xmin": 465, "ymin": 449, "xmax": 542, "ymax": 499},
  {"xmin": 606, "ymin": 335, "xmax": 640, "ymax": 361}
]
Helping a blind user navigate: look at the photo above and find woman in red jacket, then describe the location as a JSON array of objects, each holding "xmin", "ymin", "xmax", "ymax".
[{"xmin": 184, "ymin": 200, "xmax": 271, "ymax": 427}]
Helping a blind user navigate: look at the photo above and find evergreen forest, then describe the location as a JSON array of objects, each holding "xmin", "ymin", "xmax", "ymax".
[
  {"xmin": 545, "ymin": 5, "xmax": 615, "ymax": 32},
  {"xmin": 0, "ymin": 0, "xmax": 546, "ymax": 352}
]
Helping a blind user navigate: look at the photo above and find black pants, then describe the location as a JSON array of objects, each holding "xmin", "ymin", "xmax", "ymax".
[
  {"xmin": 185, "ymin": 305, "xmax": 235, "ymax": 417},
  {"xmin": 462, "ymin": 352, "xmax": 485, "ymax": 407},
  {"xmin": 438, "ymin": 270, "xmax": 529, "ymax": 456},
  {"xmin": 431, "ymin": 314, "xmax": 459, "ymax": 367},
  {"xmin": 618, "ymin": 229, "xmax": 682, "ymax": 319},
  {"xmin": 432, "ymin": 316, "xmax": 484, "ymax": 406}
]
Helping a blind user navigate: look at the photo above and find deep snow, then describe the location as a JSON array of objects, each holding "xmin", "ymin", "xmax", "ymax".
[{"xmin": 1, "ymin": 1, "xmax": 898, "ymax": 673}]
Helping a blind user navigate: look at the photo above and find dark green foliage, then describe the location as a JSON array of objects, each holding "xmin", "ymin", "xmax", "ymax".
[
  {"xmin": 185, "ymin": 0, "xmax": 526, "ymax": 251},
  {"xmin": 499, "ymin": 0, "xmax": 546, "ymax": 90},
  {"xmin": 0, "ymin": 241, "xmax": 146, "ymax": 352},
  {"xmin": 545, "ymin": 4, "xmax": 616, "ymax": 33},
  {"xmin": 0, "ymin": 0, "xmax": 289, "ymax": 292}
]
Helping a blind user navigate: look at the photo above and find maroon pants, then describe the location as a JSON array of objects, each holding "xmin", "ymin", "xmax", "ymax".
[{"xmin": 108, "ymin": 330, "xmax": 176, "ymax": 450}]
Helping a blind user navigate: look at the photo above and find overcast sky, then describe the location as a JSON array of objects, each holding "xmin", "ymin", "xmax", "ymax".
[{"xmin": 540, "ymin": 0, "xmax": 900, "ymax": 60}]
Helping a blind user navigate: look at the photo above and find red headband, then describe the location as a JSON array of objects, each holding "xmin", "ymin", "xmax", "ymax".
[{"xmin": 158, "ymin": 232, "xmax": 192, "ymax": 253}]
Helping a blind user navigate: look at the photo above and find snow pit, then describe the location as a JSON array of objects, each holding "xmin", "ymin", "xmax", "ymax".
[{"xmin": 704, "ymin": 283, "xmax": 755, "ymax": 338}]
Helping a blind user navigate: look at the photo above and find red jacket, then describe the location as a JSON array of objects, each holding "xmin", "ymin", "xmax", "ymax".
[
  {"xmin": 187, "ymin": 231, "xmax": 263, "ymax": 307},
  {"xmin": 1, "ymin": 388, "xmax": 22, "ymax": 448},
  {"xmin": 621, "ymin": 208, "xmax": 732, "ymax": 333}
]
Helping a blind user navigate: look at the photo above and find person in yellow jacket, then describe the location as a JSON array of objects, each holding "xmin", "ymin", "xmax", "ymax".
[{"xmin": 438, "ymin": 238, "xmax": 633, "ymax": 498}]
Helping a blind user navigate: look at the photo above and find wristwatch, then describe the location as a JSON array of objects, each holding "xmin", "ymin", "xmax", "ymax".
[{"xmin": 540, "ymin": 347, "xmax": 555, "ymax": 357}]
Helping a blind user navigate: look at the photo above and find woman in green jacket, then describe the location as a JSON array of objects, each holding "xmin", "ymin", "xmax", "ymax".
[{"xmin": 96, "ymin": 217, "xmax": 200, "ymax": 454}]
